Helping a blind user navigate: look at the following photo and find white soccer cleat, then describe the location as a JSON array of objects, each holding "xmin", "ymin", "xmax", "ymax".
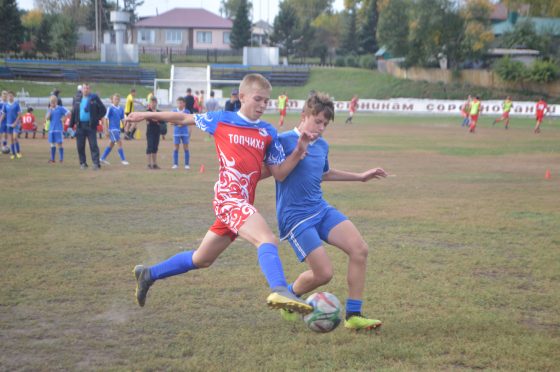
[
  {"xmin": 100, "ymin": 159, "xmax": 110, "ymax": 165},
  {"xmin": 171, "ymin": 164, "xmax": 178, "ymax": 169},
  {"xmin": 185, "ymin": 165, "xmax": 190, "ymax": 170},
  {"xmin": 121, "ymin": 160, "xmax": 129, "ymax": 165}
]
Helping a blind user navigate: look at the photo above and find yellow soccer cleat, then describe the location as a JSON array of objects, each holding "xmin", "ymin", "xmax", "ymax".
[
  {"xmin": 16, "ymin": 153, "xmax": 22, "ymax": 159},
  {"xmin": 344, "ymin": 314, "xmax": 382, "ymax": 331},
  {"xmin": 267, "ymin": 287, "xmax": 313, "ymax": 315}
]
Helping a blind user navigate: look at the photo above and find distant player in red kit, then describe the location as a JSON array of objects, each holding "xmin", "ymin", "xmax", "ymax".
[
  {"xmin": 345, "ymin": 95, "xmax": 359, "ymax": 124},
  {"xmin": 534, "ymin": 98, "xmax": 548, "ymax": 134}
]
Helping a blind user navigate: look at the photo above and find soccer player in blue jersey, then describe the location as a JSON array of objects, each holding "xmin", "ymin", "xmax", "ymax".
[
  {"xmin": 100, "ymin": 94, "xmax": 129, "ymax": 165},
  {"xmin": 171, "ymin": 97, "xmax": 191, "ymax": 170},
  {"xmin": 45, "ymin": 95, "xmax": 70, "ymax": 163},
  {"xmin": 270, "ymin": 92, "xmax": 388, "ymax": 331},
  {"xmin": 0, "ymin": 91, "xmax": 23, "ymax": 159},
  {"xmin": 126, "ymin": 74, "xmax": 316, "ymax": 316},
  {"xmin": 0, "ymin": 91, "xmax": 9, "ymax": 153}
]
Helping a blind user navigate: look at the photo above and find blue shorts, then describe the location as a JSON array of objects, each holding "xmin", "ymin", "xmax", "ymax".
[
  {"xmin": 49, "ymin": 131, "xmax": 63, "ymax": 144},
  {"xmin": 109, "ymin": 129, "xmax": 121, "ymax": 143},
  {"xmin": 0, "ymin": 122, "xmax": 7, "ymax": 134},
  {"xmin": 7, "ymin": 126, "xmax": 18, "ymax": 135},
  {"xmin": 174, "ymin": 134, "xmax": 190, "ymax": 145},
  {"xmin": 283, "ymin": 207, "xmax": 347, "ymax": 262}
]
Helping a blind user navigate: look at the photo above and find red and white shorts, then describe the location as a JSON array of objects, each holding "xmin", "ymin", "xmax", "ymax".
[{"xmin": 210, "ymin": 195, "xmax": 257, "ymax": 240}]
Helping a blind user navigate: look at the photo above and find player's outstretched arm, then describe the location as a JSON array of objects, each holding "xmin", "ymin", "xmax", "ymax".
[
  {"xmin": 268, "ymin": 130, "xmax": 316, "ymax": 182},
  {"xmin": 127, "ymin": 111, "xmax": 195, "ymax": 126},
  {"xmin": 323, "ymin": 167, "xmax": 388, "ymax": 182}
]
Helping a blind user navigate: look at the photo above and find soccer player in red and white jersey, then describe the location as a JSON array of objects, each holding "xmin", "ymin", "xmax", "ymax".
[
  {"xmin": 20, "ymin": 107, "xmax": 37, "ymax": 139},
  {"xmin": 345, "ymin": 95, "xmax": 359, "ymax": 124},
  {"xmin": 534, "ymin": 97, "xmax": 548, "ymax": 134},
  {"xmin": 127, "ymin": 74, "xmax": 316, "ymax": 317}
]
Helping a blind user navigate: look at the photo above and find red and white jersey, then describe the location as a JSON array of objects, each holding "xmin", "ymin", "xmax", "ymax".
[
  {"xmin": 536, "ymin": 100, "xmax": 548, "ymax": 114},
  {"xmin": 21, "ymin": 113, "xmax": 36, "ymax": 130},
  {"xmin": 349, "ymin": 97, "xmax": 359, "ymax": 112},
  {"xmin": 194, "ymin": 111, "xmax": 285, "ymax": 207}
]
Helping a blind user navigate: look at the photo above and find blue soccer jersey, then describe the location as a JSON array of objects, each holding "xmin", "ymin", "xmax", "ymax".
[
  {"xmin": 48, "ymin": 106, "xmax": 69, "ymax": 133},
  {"xmin": 275, "ymin": 128, "xmax": 331, "ymax": 238},
  {"xmin": 105, "ymin": 105, "xmax": 124, "ymax": 130},
  {"xmin": 6, "ymin": 101, "xmax": 21, "ymax": 126},
  {"xmin": 173, "ymin": 108, "xmax": 191, "ymax": 136}
]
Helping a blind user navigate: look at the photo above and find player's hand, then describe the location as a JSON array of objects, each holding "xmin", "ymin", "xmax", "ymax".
[
  {"xmin": 295, "ymin": 130, "xmax": 317, "ymax": 159},
  {"xmin": 360, "ymin": 168, "xmax": 388, "ymax": 182}
]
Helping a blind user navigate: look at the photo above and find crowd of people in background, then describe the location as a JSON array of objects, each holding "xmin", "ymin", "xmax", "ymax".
[{"xmin": 0, "ymin": 85, "xmax": 553, "ymax": 168}]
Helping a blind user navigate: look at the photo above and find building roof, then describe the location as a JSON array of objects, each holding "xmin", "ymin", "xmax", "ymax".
[
  {"xmin": 135, "ymin": 8, "xmax": 232, "ymax": 29},
  {"xmin": 493, "ymin": 16, "xmax": 560, "ymax": 36}
]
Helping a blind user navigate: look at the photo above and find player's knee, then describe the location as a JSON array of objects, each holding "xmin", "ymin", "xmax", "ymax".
[
  {"xmin": 351, "ymin": 240, "xmax": 369, "ymax": 262},
  {"xmin": 314, "ymin": 266, "xmax": 333, "ymax": 286}
]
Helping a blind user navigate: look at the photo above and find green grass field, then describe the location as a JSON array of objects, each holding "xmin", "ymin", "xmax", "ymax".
[{"xmin": 1, "ymin": 113, "xmax": 559, "ymax": 370}]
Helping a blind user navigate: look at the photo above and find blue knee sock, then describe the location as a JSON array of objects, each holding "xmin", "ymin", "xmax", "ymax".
[
  {"xmin": 2, "ymin": 140, "xmax": 6, "ymax": 147},
  {"xmin": 173, "ymin": 149, "xmax": 179, "ymax": 165},
  {"xmin": 11, "ymin": 144, "xmax": 16, "ymax": 155},
  {"xmin": 346, "ymin": 298, "xmax": 363, "ymax": 315},
  {"xmin": 184, "ymin": 150, "xmax": 190, "ymax": 166},
  {"xmin": 118, "ymin": 148, "xmax": 125, "ymax": 161},
  {"xmin": 59, "ymin": 147, "xmax": 64, "ymax": 161},
  {"xmin": 15, "ymin": 142, "xmax": 20, "ymax": 153},
  {"xmin": 50, "ymin": 146, "xmax": 56, "ymax": 161},
  {"xmin": 101, "ymin": 147, "xmax": 111, "ymax": 160},
  {"xmin": 149, "ymin": 250, "xmax": 198, "ymax": 280},
  {"xmin": 257, "ymin": 243, "xmax": 288, "ymax": 289},
  {"xmin": 288, "ymin": 283, "xmax": 297, "ymax": 296}
]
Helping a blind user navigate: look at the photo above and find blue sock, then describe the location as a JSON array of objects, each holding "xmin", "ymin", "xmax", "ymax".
[
  {"xmin": 118, "ymin": 148, "xmax": 125, "ymax": 161},
  {"xmin": 184, "ymin": 150, "xmax": 190, "ymax": 166},
  {"xmin": 15, "ymin": 142, "xmax": 20, "ymax": 153},
  {"xmin": 11, "ymin": 144, "xmax": 16, "ymax": 155},
  {"xmin": 149, "ymin": 250, "xmax": 198, "ymax": 280},
  {"xmin": 50, "ymin": 146, "xmax": 56, "ymax": 161},
  {"xmin": 257, "ymin": 243, "xmax": 287, "ymax": 289},
  {"xmin": 346, "ymin": 298, "xmax": 363, "ymax": 315},
  {"xmin": 59, "ymin": 147, "xmax": 64, "ymax": 161},
  {"xmin": 288, "ymin": 283, "xmax": 297, "ymax": 296},
  {"xmin": 101, "ymin": 147, "xmax": 111, "ymax": 161},
  {"xmin": 2, "ymin": 140, "xmax": 6, "ymax": 147},
  {"xmin": 173, "ymin": 149, "xmax": 178, "ymax": 166}
]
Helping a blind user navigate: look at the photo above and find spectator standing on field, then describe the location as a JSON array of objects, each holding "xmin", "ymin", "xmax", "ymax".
[
  {"xmin": 205, "ymin": 90, "xmax": 220, "ymax": 112},
  {"xmin": 70, "ymin": 83, "xmax": 106, "ymax": 170}
]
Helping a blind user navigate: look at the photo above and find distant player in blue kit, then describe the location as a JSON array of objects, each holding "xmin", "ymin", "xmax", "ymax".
[
  {"xmin": 45, "ymin": 95, "xmax": 70, "ymax": 163},
  {"xmin": 0, "ymin": 91, "xmax": 23, "ymax": 159},
  {"xmin": 270, "ymin": 92, "xmax": 388, "ymax": 331},
  {"xmin": 0, "ymin": 91, "xmax": 9, "ymax": 153},
  {"xmin": 171, "ymin": 97, "xmax": 191, "ymax": 170},
  {"xmin": 100, "ymin": 94, "xmax": 129, "ymax": 165}
]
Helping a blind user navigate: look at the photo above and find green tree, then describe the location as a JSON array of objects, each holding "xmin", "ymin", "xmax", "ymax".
[
  {"xmin": 0, "ymin": 0, "xmax": 24, "ymax": 52},
  {"xmin": 295, "ymin": 19, "xmax": 315, "ymax": 62},
  {"xmin": 494, "ymin": 56, "xmax": 528, "ymax": 82},
  {"xmin": 123, "ymin": 0, "xmax": 144, "ymax": 23},
  {"xmin": 36, "ymin": 15, "xmax": 53, "ymax": 56},
  {"xmin": 377, "ymin": 0, "xmax": 410, "ymax": 57},
  {"xmin": 230, "ymin": 0, "xmax": 252, "ymax": 49},
  {"xmin": 460, "ymin": 0, "xmax": 494, "ymax": 62},
  {"xmin": 271, "ymin": 1, "xmax": 300, "ymax": 56},
  {"xmin": 220, "ymin": 0, "xmax": 252, "ymax": 19},
  {"xmin": 285, "ymin": 0, "xmax": 334, "ymax": 22},
  {"xmin": 312, "ymin": 12, "xmax": 344, "ymax": 63},
  {"xmin": 501, "ymin": 19, "xmax": 555, "ymax": 58},
  {"xmin": 340, "ymin": 6, "xmax": 359, "ymax": 55},
  {"xmin": 50, "ymin": 15, "xmax": 78, "ymax": 58},
  {"xmin": 358, "ymin": 0, "xmax": 379, "ymax": 54},
  {"xmin": 86, "ymin": 0, "xmax": 116, "ymax": 32}
]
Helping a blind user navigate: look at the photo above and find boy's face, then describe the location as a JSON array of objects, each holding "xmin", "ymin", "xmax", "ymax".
[
  {"xmin": 112, "ymin": 96, "xmax": 120, "ymax": 105},
  {"xmin": 177, "ymin": 100, "xmax": 185, "ymax": 110},
  {"xmin": 8, "ymin": 93, "xmax": 14, "ymax": 102},
  {"xmin": 299, "ymin": 111, "xmax": 330, "ymax": 137},
  {"xmin": 150, "ymin": 100, "xmax": 158, "ymax": 109},
  {"xmin": 239, "ymin": 85, "xmax": 270, "ymax": 121},
  {"xmin": 1, "ymin": 92, "xmax": 7, "ymax": 101}
]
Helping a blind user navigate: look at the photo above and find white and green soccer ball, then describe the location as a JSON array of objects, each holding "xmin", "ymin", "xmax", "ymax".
[
  {"xmin": 303, "ymin": 292, "xmax": 342, "ymax": 333},
  {"xmin": 1, "ymin": 146, "xmax": 10, "ymax": 154}
]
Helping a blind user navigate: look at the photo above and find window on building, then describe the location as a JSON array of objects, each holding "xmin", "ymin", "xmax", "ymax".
[
  {"xmin": 197, "ymin": 31, "xmax": 212, "ymax": 44},
  {"xmin": 165, "ymin": 29, "xmax": 182, "ymax": 44},
  {"xmin": 137, "ymin": 29, "xmax": 155, "ymax": 44},
  {"xmin": 223, "ymin": 32, "xmax": 231, "ymax": 45}
]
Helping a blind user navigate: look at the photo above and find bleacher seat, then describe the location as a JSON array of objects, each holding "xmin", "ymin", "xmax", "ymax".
[{"xmin": 210, "ymin": 64, "xmax": 310, "ymax": 86}]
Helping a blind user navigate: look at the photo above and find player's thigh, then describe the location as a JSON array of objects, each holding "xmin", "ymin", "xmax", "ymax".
[
  {"xmin": 193, "ymin": 230, "xmax": 233, "ymax": 268},
  {"xmin": 326, "ymin": 220, "xmax": 368, "ymax": 257},
  {"xmin": 238, "ymin": 212, "xmax": 277, "ymax": 247}
]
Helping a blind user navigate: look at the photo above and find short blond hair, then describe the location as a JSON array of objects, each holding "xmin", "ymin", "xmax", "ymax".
[
  {"xmin": 49, "ymin": 95, "xmax": 58, "ymax": 105},
  {"xmin": 239, "ymin": 73, "xmax": 272, "ymax": 93},
  {"xmin": 303, "ymin": 92, "xmax": 335, "ymax": 122}
]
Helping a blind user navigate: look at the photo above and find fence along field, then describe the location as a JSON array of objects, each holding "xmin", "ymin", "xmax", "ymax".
[{"xmin": 0, "ymin": 113, "xmax": 558, "ymax": 370}]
